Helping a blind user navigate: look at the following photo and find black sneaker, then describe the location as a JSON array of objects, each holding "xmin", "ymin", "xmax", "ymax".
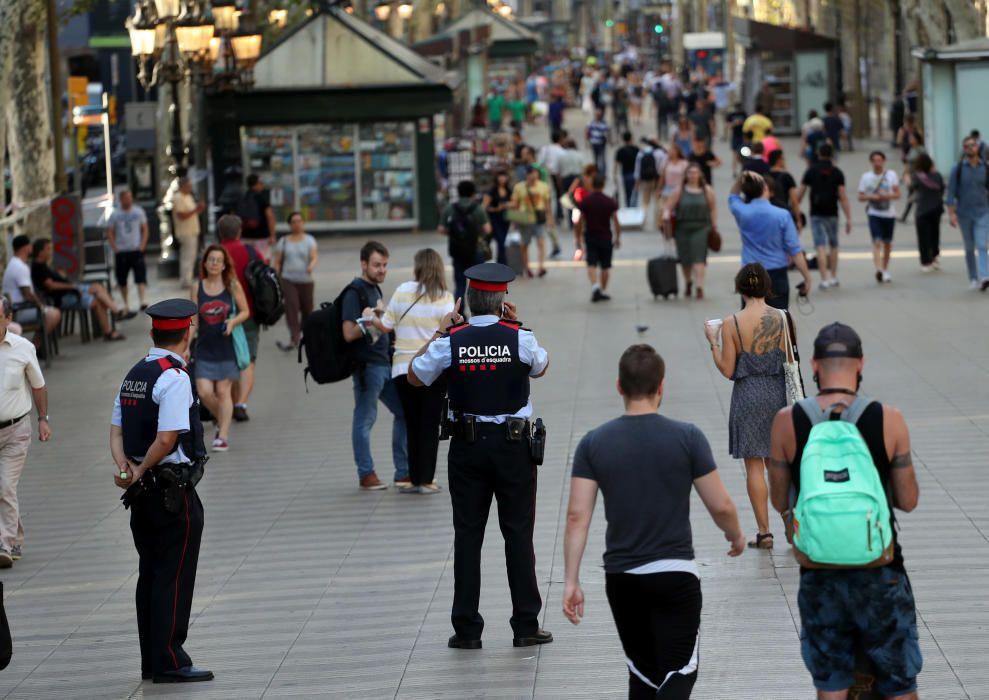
[
  {"xmin": 233, "ymin": 406, "xmax": 249, "ymax": 422},
  {"xmin": 591, "ymin": 288, "xmax": 604, "ymax": 303},
  {"xmin": 597, "ymin": 290, "xmax": 611, "ymax": 301}
]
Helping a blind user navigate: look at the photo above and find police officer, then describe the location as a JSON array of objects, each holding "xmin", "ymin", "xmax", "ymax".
[
  {"xmin": 111, "ymin": 299, "xmax": 213, "ymax": 683},
  {"xmin": 409, "ymin": 263, "xmax": 552, "ymax": 650}
]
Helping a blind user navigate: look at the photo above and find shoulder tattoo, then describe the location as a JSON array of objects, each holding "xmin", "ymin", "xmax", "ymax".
[
  {"xmin": 751, "ymin": 312, "xmax": 783, "ymax": 354},
  {"xmin": 891, "ymin": 452, "xmax": 913, "ymax": 469}
]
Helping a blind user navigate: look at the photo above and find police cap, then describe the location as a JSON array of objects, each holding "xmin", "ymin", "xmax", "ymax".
[
  {"xmin": 145, "ymin": 298, "xmax": 198, "ymax": 331},
  {"xmin": 465, "ymin": 263, "xmax": 515, "ymax": 293}
]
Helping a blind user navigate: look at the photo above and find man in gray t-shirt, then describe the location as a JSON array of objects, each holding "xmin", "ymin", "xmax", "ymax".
[
  {"xmin": 563, "ymin": 344, "xmax": 745, "ymax": 698},
  {"xmin": 107, "ymin": 190, "xmax": 150, "ymax": 313}
]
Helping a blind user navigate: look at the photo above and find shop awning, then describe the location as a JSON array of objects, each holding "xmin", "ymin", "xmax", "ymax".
[
  {"xmin": 425, "ymin": 7, "xmax": 540, "ymax": 58},
  {"xmin": 912, "ymin": 37, "xmax": 989, "ymax": 62},
  {"xmin": 253, "ymin": 6, "xmax": 454, "ymax": 91}
]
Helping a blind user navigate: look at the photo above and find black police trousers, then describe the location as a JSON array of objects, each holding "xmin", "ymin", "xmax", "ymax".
[
  {"xmin": 447, "ymin": 426, "xmax": 541, "ymax": 640},
  {"xmin": 129, "ymin": 484, "xmax": 204, "ymax": 676}
]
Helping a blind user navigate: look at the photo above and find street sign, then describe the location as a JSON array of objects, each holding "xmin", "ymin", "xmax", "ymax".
[
  {"xmin": 124, "ymin": 102, "xmax": 156, "ymax": 132},
  {"xmin": 51, "ymin": 195, "xmax": 82, "ymax": 277},
  {"xmin": 125, "ymin": 102, "xmax": 157, "ymax": 150}
]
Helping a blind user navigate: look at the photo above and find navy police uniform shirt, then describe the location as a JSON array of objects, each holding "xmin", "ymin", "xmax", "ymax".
[
  {"xmin": 111, "ymin": 347, "xmax": 194, "ymax": 465},
  {"xmin": 412, "ymin": 315, "xmax": 548, "ymax": 423}
]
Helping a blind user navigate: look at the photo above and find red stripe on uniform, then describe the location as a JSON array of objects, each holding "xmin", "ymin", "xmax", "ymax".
[
  {"xmin": 167, "ymin": 490, "xmax": 192, "ymax": 669},
  {"xmin": 157, "ymin": 358, "xmax": 172, "ymax": 371}
]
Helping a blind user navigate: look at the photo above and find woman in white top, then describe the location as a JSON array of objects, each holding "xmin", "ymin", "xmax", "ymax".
[
  {"xmin": 377, "ymin": 249, "xmax": 454, "ymax": 493},
  {"xmin": 274, "ymin": 211, "xmax": 318, "ymax": 351}
]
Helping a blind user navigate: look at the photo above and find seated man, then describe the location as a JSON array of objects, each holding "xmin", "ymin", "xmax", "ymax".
[
  {"xmin": 2, "ymin": 235, "xmax": 60, "ymax": 343},
  {"xmin": 30, "ymin": 238, "xmax": 126, "ymax": 341}
]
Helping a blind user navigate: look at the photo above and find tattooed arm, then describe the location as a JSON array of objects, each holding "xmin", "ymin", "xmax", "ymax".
[
  {"xmin": 769, "ymin": 408, "xmax": 795, "ymax": 513},
  {"xmin": 884, "ymin": 405, "xmax": 919, "ymax": 512}
]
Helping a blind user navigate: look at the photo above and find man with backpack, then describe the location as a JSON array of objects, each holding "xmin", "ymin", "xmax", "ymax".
[
  {"xmin": 768, "ymin": 323, "xmax": 922, "ymax": 700},
  {"xmin": 439, "ymin": 180, "xmax": 492, "ymax": 309},
  {"xmin": 218, "ymin": 215, "xmax": 274, "ymax": 422},
  {"xmin": 946, "ymin": 134, "xmax": 989, "ymax": 291},
  {"xmin": 797, "ymin": 143, "xmax": 853, "ymax": 289},
  {"xmin": 342, "ymin": 241, "xmax": 408, "ymax": 491},
  {"xmin": 635, "ymin": 139, "xmax": 665, "ymax": 231},
  {"xmin": 236, "ymin": 175, "xmax": 277, "ymax": 258}
]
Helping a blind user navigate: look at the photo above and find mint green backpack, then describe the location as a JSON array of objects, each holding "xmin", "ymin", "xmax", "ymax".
[{"xmin": 792, "ymin": 397, "xmax": 894, "ymax": 567}]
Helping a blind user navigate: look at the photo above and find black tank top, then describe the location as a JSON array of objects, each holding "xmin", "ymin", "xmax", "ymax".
[{"xmin": 790, "ymin": 400, "xmax": 905, "ymax": 572}]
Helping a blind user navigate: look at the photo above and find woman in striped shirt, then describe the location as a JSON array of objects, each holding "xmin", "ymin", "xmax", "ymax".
[{"xmin": 380, "ymin": 249, "xmax": 455, "ymax": 494}]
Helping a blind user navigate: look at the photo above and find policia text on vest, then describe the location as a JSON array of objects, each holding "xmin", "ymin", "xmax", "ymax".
[
  {"xmin": 408, "ymin": 263, "xmax": 553, "ymax": 650},
  {"xmin": 110, "ymin": 299, "xmax": 214, "ymax": 685}
]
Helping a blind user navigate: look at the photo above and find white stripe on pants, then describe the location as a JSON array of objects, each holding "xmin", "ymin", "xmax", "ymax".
[{"xmin": 0, "ymin": 418, "xmax": 31, "ymax": 550}]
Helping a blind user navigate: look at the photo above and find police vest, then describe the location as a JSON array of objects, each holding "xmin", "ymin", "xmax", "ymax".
[
  {"xmin": 119, "ymin": 355, "xmax": 207, "ymax": 463},
  {"xmin": 445, "ymin": 320, "xmax": 531, "ymax": 416}
]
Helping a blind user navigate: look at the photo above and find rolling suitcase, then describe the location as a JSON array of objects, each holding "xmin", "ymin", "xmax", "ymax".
[
  {"xmin": 647, "ymin": 237, "xmax": 678, "ymax": 299},
  {"xmin": 505, "ymin": 230, "xmax": 524, "ymax": 275},
  {"xmin": 617, "ymin": 207, "xmax": 645, "ymax": 230}
]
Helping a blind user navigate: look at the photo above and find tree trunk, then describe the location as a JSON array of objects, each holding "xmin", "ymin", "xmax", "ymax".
[
  {"xmin": 0, "ymin": 0, "xmax": 14, "ymax": 246},
  {"xmin": 4, "ymin": 0, "xmax": 55, "ymax": 238},
  {"xmin": 943, "ymin": 0, "xmax": 983, "ymax": 40}
]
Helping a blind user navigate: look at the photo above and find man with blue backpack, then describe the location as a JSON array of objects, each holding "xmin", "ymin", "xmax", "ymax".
[{"xmin": 769, "ymin": 322, "xmax": 922, "ymax": 700}]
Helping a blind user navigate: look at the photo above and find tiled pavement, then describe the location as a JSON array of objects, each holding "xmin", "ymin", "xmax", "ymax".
[{"xmin": 1, "ymin": 127, "xmax": 987, "ymax": 699}]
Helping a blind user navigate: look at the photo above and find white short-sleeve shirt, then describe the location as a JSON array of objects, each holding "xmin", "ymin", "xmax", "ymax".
[
  {"xmin": 411, "ymin": 315, "xmax": 548, "ymax": 423},
  {"xmin": 111, "ymin": 348, "xmax": 194, "ymax": 464}
]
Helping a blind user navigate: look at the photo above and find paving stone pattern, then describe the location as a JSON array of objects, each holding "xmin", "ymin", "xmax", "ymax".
[{"xmin": 1, "ymin": 131, "xmax": 986, "ymax": 699}]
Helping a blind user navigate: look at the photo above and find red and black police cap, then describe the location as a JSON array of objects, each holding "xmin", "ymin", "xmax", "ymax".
[
  {"xmin": 145, "ymin": 298, "xmax": 198, "ymax": 331},
  {"xmin": 465, "ymin": 263, "xmax": 515, "ymax": 293}
]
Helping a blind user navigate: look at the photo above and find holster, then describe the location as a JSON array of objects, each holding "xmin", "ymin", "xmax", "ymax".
[{"xmin": 529, "ymin": 418, "xmax": 546, "ymax": 466}]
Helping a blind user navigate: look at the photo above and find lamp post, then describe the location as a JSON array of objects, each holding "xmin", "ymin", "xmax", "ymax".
[{"xmin": 127, "ymin": 0, "xmax": 263, "ymax": 275}]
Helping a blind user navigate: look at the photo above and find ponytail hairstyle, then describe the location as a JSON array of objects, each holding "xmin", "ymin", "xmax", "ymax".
[{"xmin": 734, "ymin": 263, "xmax": 772, "ymax": 299}]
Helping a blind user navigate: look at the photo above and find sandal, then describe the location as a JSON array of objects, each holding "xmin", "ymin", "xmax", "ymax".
[
  {"xmin": 537, "ymin": 268, "xmax": 547, "ymax": 278},
  {"xmin": 525, "ymin": 268, "xmax": 535, "ymax": 279},
  {"xmin": 104, "ymin": 331, "xmax": 126, "ymax": 342},
  {"xmin": 695, "ymin": 287, "xmax": 704, "ymax": 300},
  {"xmin": 685, "ymin": 281, "xmax": 693, "ymax": 297},
  {"xmin": 748, "ymin": 533, "xmax": 774, "ymax": 549}
]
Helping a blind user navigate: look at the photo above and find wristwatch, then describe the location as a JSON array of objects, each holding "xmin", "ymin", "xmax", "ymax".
[{"xmin": 38, "ymin": 415, "xmax": 49, "ymax": 423}]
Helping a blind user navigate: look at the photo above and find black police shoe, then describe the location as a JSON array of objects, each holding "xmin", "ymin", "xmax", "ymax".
[
  {"xmin": 153, "ymin": 666, "xmax": 215, "ymax": 683},
  {"xmin": 448, "ymin": 634, "xmax": 482, "ymax": 650},
  {"xmin": 513, "ymin": 629, "xmax": 553, "ymax": 647}
]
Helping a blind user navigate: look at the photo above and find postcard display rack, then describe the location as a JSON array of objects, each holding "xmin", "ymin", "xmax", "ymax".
[{"xmin": 242, "ymin": 121, "xmax": 417, "ymax": 229}]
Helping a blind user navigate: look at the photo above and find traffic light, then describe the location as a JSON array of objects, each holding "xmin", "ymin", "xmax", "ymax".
[{"xmin": 654, "ymin": 23, "xmax": 664, "ymax": 34}]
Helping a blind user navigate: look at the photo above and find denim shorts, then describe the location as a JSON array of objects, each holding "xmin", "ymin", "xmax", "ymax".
[
  {"xmin": 798, "ymin": 567, "xmax": 922, "ymax": 696},
  {"xmin": 868, "ymin": 215, "xmax": 896, "ymax": 242},
  {"xmin": 810, "ymin": 216, "xmax": 839, "ymax": 249},
  {"xmin": 520, "ymin": 224, "xmax": 545, "ymax": 245}
]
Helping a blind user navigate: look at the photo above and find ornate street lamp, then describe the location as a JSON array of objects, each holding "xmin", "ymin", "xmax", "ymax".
[
  {"xmin": 126, "ymin": 0, "xmax": 264, "ymax": 276},
  {"xmin": 374, "ymin": 3, "xmax": 392, "ymax": 21},
  {"xmin": 397, "ymin": 1, "xmax": 413, "ymax": 19}
]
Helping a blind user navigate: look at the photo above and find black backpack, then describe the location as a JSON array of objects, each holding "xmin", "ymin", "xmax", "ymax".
[
  {"xmin": 639, "ymin": 152, "xmax": 659, "ymax": 182},
  {"xmin": 446, "ymin": 202, "xmax": 479, "ymax": 263},
  {"xmin": 245, "ymin": 246, "xmax": 284, "ymax": 326},
  {"xmin": 298, "ymin": 282, "xmax": 374, "ymax": 386},
  {"xmin": 236, "ymin": 192, "xmax": 262, "ymax": 235}
]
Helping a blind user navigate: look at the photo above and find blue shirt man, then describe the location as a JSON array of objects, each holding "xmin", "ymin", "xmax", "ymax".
[
  {"xmin": 728, "ymin": 172, "xmax": 812, "ymax": 309},
  {"xmin": 946, "ymin": 136, "xmax": 989, "ymax": 289}
]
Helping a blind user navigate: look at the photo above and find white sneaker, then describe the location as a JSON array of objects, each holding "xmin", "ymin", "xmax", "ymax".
[
  {"xmin": 819, "ymin": 280, "xmax": 830, "ymax": 291},
  {"xmin": 969, "ymin": 279, "xmax": 980, "ymax": 291},
  {"xmin": 882, "ymin": 271, "xmax": 892, "ymax": 283},
  {"xmin": 920, "ymin": 265, "xmax": 933, "ymax": 273},
  {"xmin": 831, "ymin": 278, "xmax": 840, "ymax": 288}
]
